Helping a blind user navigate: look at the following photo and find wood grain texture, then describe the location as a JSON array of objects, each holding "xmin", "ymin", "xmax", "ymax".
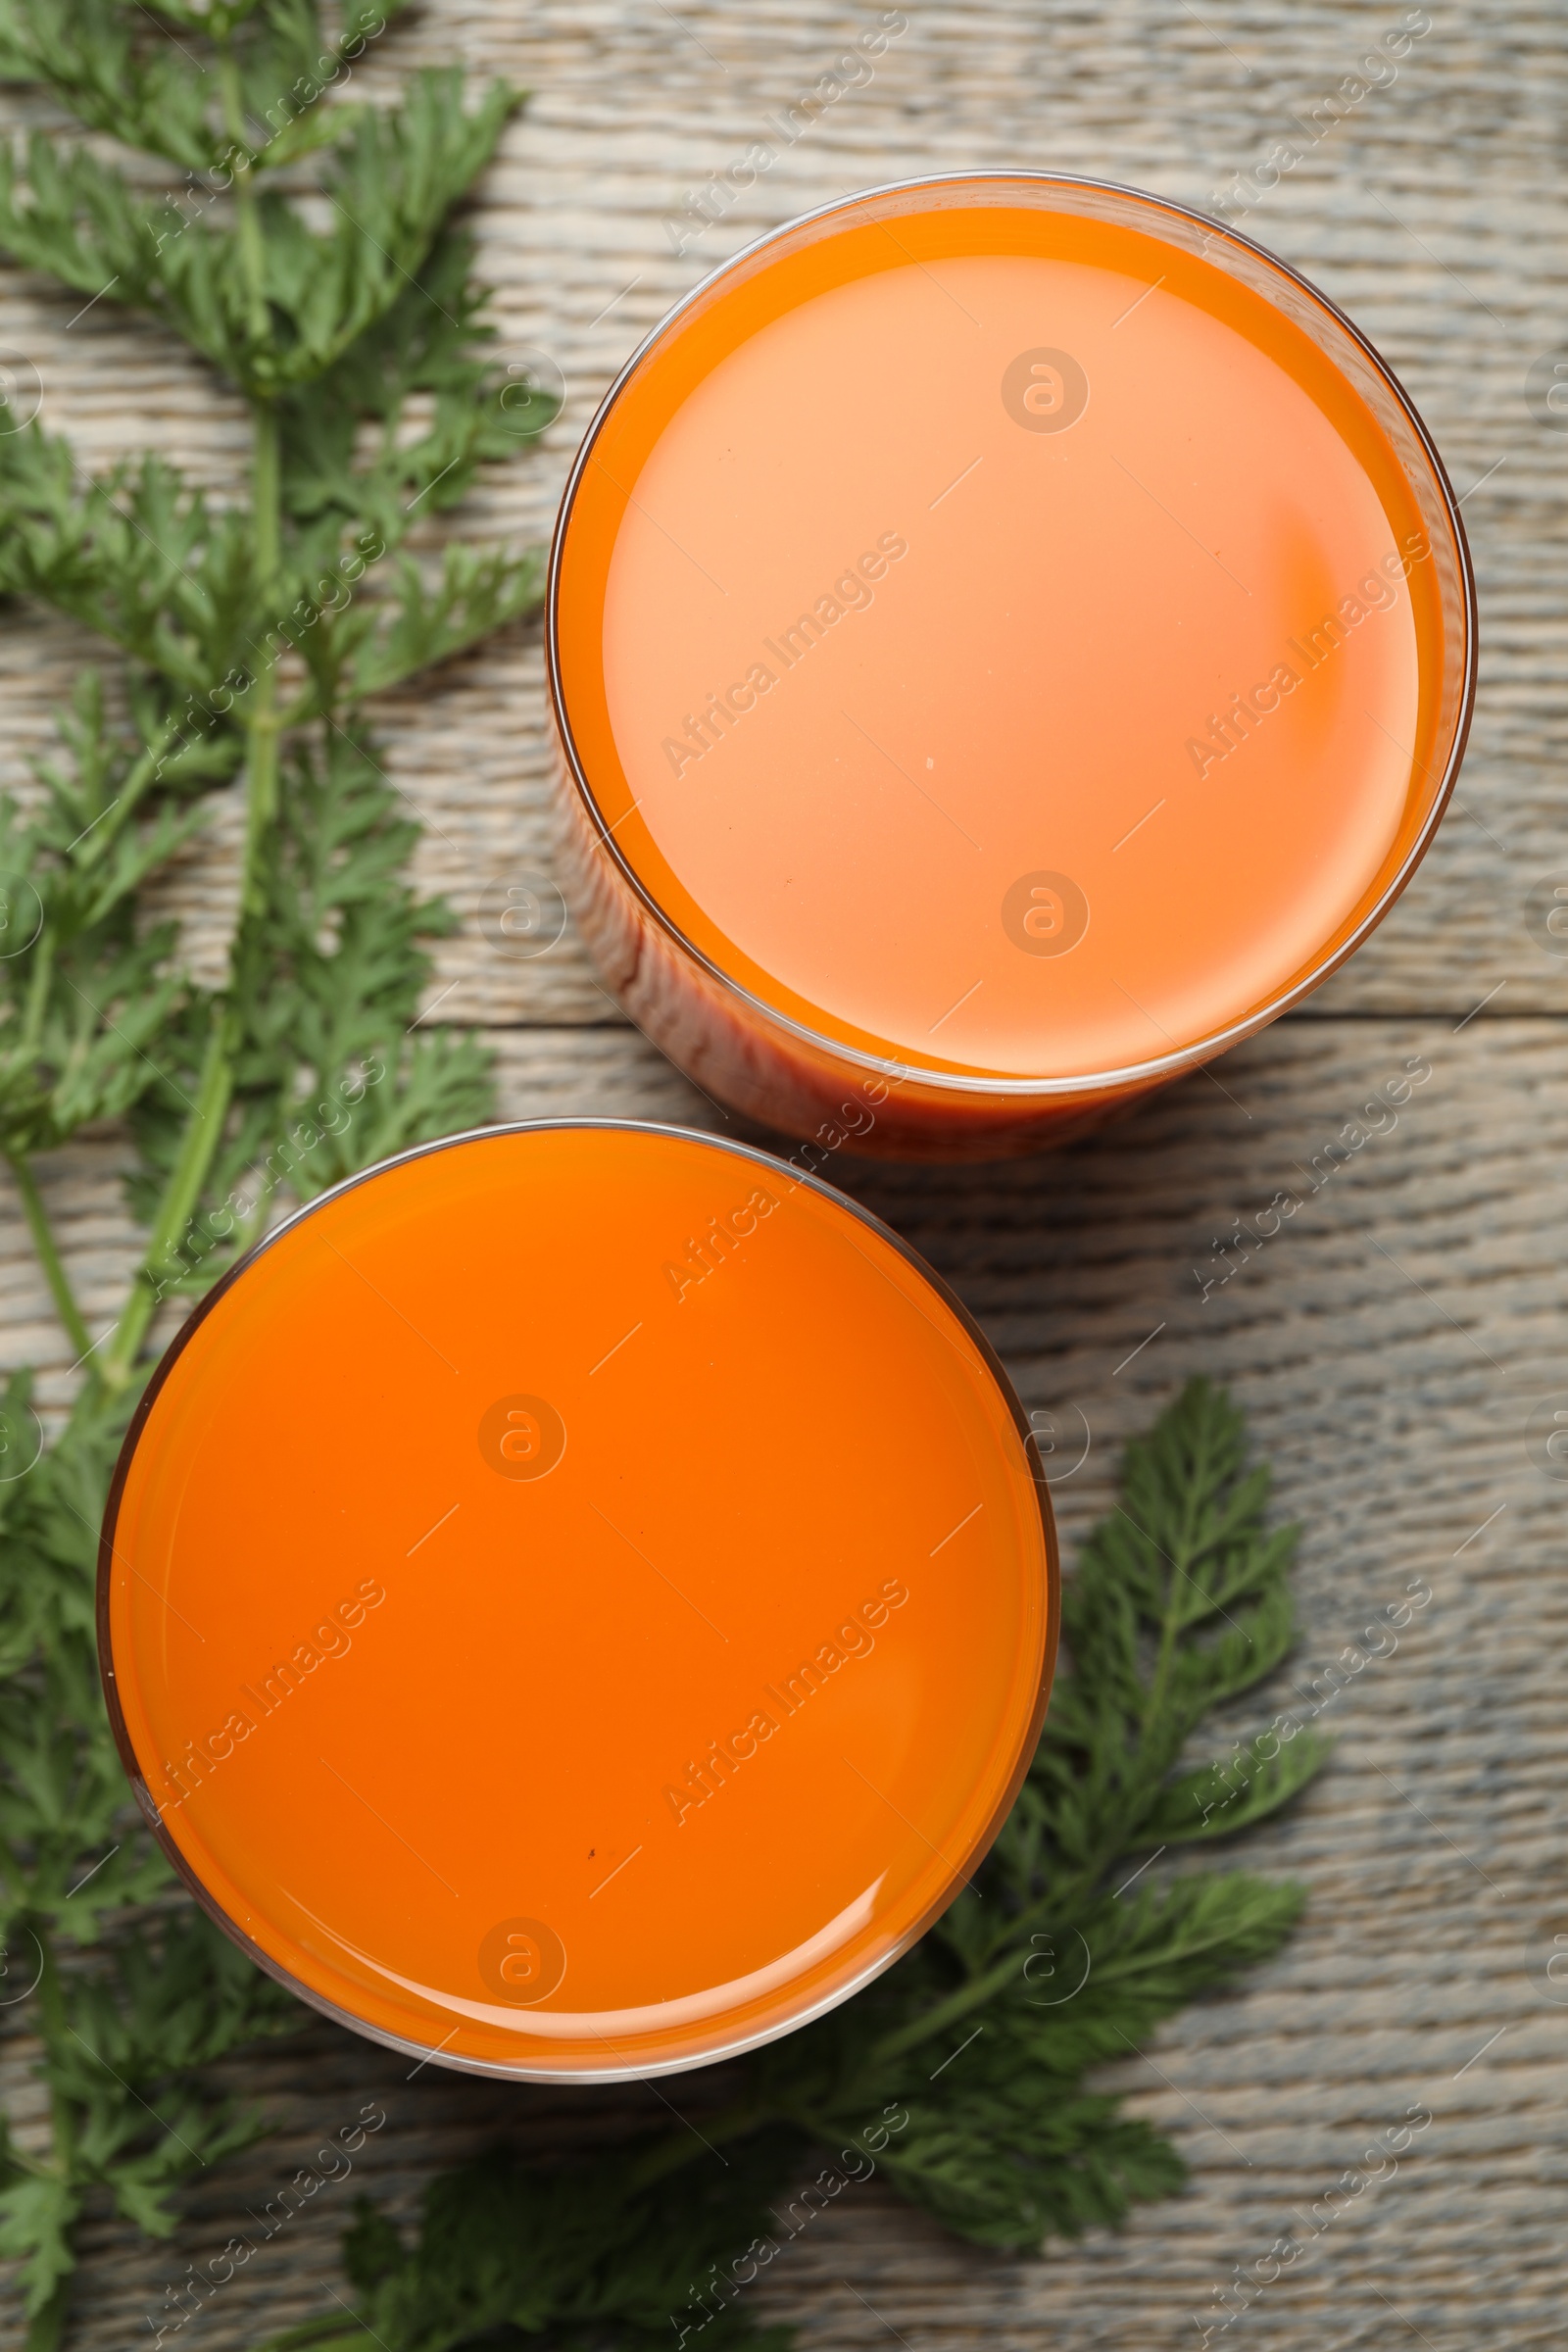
[
  {"xmin": 2, "ymin": 2, "xmax": 1567, "ymax": 2348},
  {"xmin": 0, "ymin": 0, "xmax": 1565, "ymax": 1022},
  {"xmin": 6, "ymin": 1016, "xmax": 1568, "ymax": 2352}
]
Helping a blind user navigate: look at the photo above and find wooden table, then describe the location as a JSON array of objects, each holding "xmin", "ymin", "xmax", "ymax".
[{"xmin": 3, "ymin": 3, "xmax": 1565, "ymax": 2345}]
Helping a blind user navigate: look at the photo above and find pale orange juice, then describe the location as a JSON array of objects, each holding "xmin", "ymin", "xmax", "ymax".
[{"xmin": 551, "ymin": 175, "xmax": 1474, "ymax": 1155}]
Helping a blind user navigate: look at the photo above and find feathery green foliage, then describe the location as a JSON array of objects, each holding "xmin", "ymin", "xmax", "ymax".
[
  {"xmin": 0, "ymin": 7, "xmax": 551, "ymax": 2343},
  {"xmin": 254, "ymin": 1380, "xmax": 1330, "ymax": 2352}
]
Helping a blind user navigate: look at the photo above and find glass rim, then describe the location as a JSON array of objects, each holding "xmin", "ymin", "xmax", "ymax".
[
  {"xmin": 97, "ymin": 1115, "xmax": 1060, "ymax": 2083},
  {"xmin": 547, "ymin": 168, "xmax": 1480, "ymax": 1102}
]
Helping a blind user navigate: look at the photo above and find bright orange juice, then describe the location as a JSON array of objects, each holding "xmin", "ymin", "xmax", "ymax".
[
  {"xmin": 551, "ymin": 175, "xmax": 1474, "ymax": 1156},
  {"xmin": 100, "ymin": 1124, "xmax": 1054, "ymax": 2080}
]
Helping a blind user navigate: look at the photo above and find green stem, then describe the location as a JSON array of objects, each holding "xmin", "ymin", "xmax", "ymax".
[
  {"xmin": 1141, "ymin": 1434, "xmax": 1212, "ymax": 1737},
  {"xmin": 24, "ymin": 2278, "xmax": 71, "ymax": 2352},
  {"xmin": 239, "ymin": 710, "xmax": 281, "ymax": 916},
  {"xmin": 251, "ymin": 399, "xmax": 281, "ymax": 583},
  {"xmin": 6, "ymin": 1150, "xmax": 91, "ymax": 1362},
  {"xmin": 216, "ymin": 49, "xmax": 270, "ymax": 351},
  {"xmin": 869, "ymin": 1941, "xmax": 1033, "ymax": 2069},
  {"xmin": 625, "ymin": 2099, "xmax": 774, "ymax": 2191},
  {"xmin": 97, "ymin": 1023, "xmax": 233, "ymax": 1392},
  {"xmin": 869, "ymin": 1847, "xmax": 1118, "ymax": 2069},
  {"xmin": 20, "ymin": 927, "xmax": 54, "ymax": 1058},
  {"xmin": 78, "ymin": 712, "xmax": 186, "ymax": 863}
]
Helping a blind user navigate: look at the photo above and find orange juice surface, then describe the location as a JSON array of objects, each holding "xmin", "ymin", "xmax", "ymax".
[
  {"xmin": 101, "ymin": 1125, "xmax": 1054, "ymax": 2079},
  {"xmin": 554, "ymin": 182, "xmax": 1467, "ymax": 1091}
]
